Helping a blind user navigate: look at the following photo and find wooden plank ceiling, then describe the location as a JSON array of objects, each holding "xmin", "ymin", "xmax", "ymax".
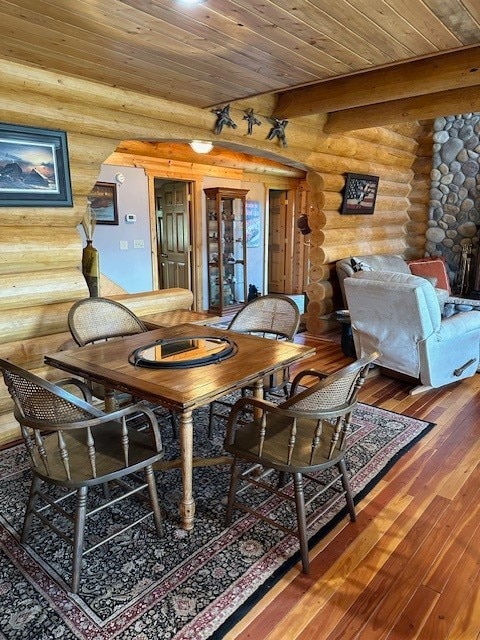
[{"xmin": 1, "ymin": 0, "xmax": 480, "ymax": 130}]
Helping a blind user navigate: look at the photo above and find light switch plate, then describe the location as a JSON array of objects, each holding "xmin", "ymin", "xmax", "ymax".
[{"xmin": 120, "ymin": 240, "xmax": 128, "ymax": 250}]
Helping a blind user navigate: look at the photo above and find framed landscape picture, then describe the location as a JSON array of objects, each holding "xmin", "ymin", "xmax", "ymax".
[
  {"xmin": 0, "ymin": 123, "xmax": 72, "ymax": 207},
  {"xmin": 341, "ymin": 173, "xmax": 379, "ymax": 214},
  {"xmin": 88, "ymin": 182, "xmax": 119, "ymax": 225}
]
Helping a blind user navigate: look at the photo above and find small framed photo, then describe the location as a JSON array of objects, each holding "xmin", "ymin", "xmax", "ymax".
[
  {"xmin": 0, "ymin": 123, "xmax": 72, "ymax": 207},
  {"xmin": 88, "ymin": 182, "xmax": 119, "ymax": 225},
  {"xmin": 341, "ymin": 173, "xmax": 379, "ymax": 215}
]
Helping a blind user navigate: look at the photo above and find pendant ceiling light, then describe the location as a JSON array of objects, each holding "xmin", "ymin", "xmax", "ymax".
[{"xmin": 189, "ymin": 140, "xmax": 214, "ymax": 154}]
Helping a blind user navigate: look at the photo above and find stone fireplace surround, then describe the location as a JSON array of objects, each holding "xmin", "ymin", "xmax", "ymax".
[{"xmin": 428, "ymin": 112, "xmax": 480, "ymax": 296}]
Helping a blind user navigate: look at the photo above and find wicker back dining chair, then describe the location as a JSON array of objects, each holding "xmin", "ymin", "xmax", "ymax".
[
  {"xmin": 0, "ymin": 358, "xmax": 164, "ymax": 593},
  {"xmin": 68, "ymin": 297, "xmax": 148, "ymax": 408},
  {"xmin": 209, "ymin": 294, "xmax": 300, "ymax": 435},
  {"xmin": 68, "ymin": 297, "xmax": 177, "ymax": 434},
  {"xmin": 224, "ymin": 352, "xmax": 379, "ymax": 574},
  {"xmin": 68, "ymin": 296, "xmax": 148, "ymax": 346},
  {"xmin": 227, "ymin": 293, "xmax": 300, "ymax": 338}
]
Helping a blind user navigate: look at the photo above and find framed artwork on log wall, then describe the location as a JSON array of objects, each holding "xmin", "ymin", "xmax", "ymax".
[
  {"xmin": 341, "ymin": 173, "xmax": 379, "ymax": 214},
  {"xmin": 88, "ymin": 182, "xmax": 119, "ymax": 225},
  {"xmin": 0, "ymin": 123, "xmax": 72, "ymax": 207}
]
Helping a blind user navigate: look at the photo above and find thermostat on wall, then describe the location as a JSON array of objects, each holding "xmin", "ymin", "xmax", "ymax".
[{"xmin": 125, "ymin": 213, "xmax": 136, "ymax": 223}]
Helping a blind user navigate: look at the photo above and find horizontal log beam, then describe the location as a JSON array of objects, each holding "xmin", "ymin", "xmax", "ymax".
[
  {"xmin": 0, "ymin": 302, "xmax": 73, "ymax": 344},
  {"xmin": 275, "ymin": 45, "xmax": 480, "ymax": 118},
  {"xmin": 316, "ymin": 209, "xmax": 410, "ymax": 230},
  {"xmin": 0, "ymin": 269, "xmax": 87, "ymax": 310},
  {"xmin": 0, "ymin": 412, "xmax": 20, "ymax": 447},
  {"xmin": 324, "ymin": 85, "xmax": 480, "ymax": 133},
  {"xmin": 0, "ymin": 228, "xmax": 81, "ymax": 275},
  {"xmin": 114, "ymin": 142, "xmax": 306, "ymax": 178},
  {"xmin": 0, "ymin": 332, "xmax": 74, "ymax": 369},
  {"xmin": 0, "ymin": 204, "xmax": 85, "ymax": 227},
  {"xmin": 113, "ymin": 289, "xmax": 194, "ymax": 316},
  {"xmin": 316, "ymin": 224, "xmax": 405, "ymax": 247},
  {"xmin": 319, "ymin": 238, "xmax": 407, "ymax": 265}
]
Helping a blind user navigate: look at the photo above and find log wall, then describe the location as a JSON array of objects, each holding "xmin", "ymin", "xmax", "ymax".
[
  {"xmin": 0, "ymin": 59, "xmax": 431, "ymax": 445},
  {"xmin": 405, "ymin": 121, "xmax": 434, "ymax": 258},
  {"xmin": 302, "ymin": 124, "xmax": 428, "ymax": 332}
]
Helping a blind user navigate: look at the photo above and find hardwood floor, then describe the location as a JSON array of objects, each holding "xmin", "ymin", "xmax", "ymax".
[{"xmin": 225, "ymin": 325, "xmax": 480, "ymax": 640}]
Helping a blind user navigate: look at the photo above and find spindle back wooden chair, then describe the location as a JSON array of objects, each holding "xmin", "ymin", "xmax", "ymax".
[
  {"xmin": 0, "ymin": 359, "xmax": 164, "ymax": 593},
  {"xmin": 224, "ymin": 352, "xmax": 379, "ymax": 574},
  {"xmin": 68, "ymin": 297, "xmax": 177, "ymax": 434},
  {"xmin": 68, "ymin": 296, "xmax": 148, "ymax": 346},
  {"xmin": 68, "ymin": 297, "xmax": 148, "ymax": 408},
  {"xmin": 209, "ymin": 294, "xmax": 300, "ymax": 435}
]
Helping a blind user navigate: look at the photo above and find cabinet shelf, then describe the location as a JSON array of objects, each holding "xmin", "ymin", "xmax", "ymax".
[{"xmin": 204, "ymin": 187, "xmax": 249, "ymax": 316}]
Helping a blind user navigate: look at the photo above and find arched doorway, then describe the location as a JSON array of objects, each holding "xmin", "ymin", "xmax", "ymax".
[{"xmin": 132, "ymin": 141, "xmax": 309, "ymax": 311}]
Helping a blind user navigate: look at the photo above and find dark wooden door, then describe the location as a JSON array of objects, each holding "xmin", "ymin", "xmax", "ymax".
[{"xmin": 157, "ymin": 181, "xmax": 191, "ymax": 290}]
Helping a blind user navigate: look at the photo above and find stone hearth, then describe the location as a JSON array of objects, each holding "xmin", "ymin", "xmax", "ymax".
[{"xmin": 428, "ymin": 113, "xmax": 480, "ymax": 293}]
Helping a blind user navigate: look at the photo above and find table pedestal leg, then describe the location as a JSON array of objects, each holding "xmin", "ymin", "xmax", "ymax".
[
  {"xmin": 104, "ymin": 387, "xmax": 117, "ymax": 412},
  {"xmin": 252, "ymin": 379, "xmax": 265, "ymax": 479},
  {"xmin": 179, "ymin": 409, "xmax": 195, "ymax": 530}
]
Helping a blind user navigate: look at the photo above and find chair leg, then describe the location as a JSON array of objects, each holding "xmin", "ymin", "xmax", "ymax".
[
  {"xmin": 338, "ymin": 458, "xmax": 356, "ymax": 522},
  {"xmin": 71, "ymin": 486, "xmax": 88, "ymax": 594},
  {"xmin": 277, "ymin": 471, "xmax": 288, "ymax": 488},
  {"xmin": 208, "ymin": 403, "xmax": 216, "ymax": 439},
  {"xmin": 293, "ymin": 472, "xmax": 310, "ymax": 574},
  {"xmin": 281, "ymin": 368, "xmax": 290, "ymax": 397},
  {"xmin": 225, "ymin": 459, "xmax": 241, "ymax": 526},
  {"xmin": 102, "ymin": 482, "xmax": 111, "ymax": 500},
  {"xmin": 145, "ymin": 465, "xmax": 163, "ymax": 537},
  {"xmin": 169, "ymin": 411, "xmax": 178, "ymax": 439},
  {"xmin": 21, "ymin": 475, "xmax": 42, "ymax": 543}
]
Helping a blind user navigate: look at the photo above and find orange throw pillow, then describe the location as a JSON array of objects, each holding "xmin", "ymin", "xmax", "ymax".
[{"xmin": 408, "ymin": 257, "xmax": 451, "ymax": 294}]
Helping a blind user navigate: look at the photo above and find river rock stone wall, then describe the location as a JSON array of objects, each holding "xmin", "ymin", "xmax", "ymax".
[{"xmin": 428, "ymin": 112, "xmax": 480, "ymax": 292}]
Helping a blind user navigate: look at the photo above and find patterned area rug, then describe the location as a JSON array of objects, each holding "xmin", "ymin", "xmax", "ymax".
[{"xmin": 0, "ymin": 399, "xmax": 435, "ymax": 640}]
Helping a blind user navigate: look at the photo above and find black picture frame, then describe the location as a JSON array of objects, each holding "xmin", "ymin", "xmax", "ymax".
[
  {"xmin": 341, "ymin": 173, "xmax": 379, "ymax": 215},
  {"xmin": 88, "ymin": 181, "xmax": 119, "ymax": 225},
  {"xmin": 0, "ymin": 122, "xmax": 72, "ymax": 207}
]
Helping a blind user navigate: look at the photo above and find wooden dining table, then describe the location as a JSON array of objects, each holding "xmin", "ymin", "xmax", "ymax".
[{"xmin": 45, "ymin": 323, "xmax": 315, "ymax": 530}]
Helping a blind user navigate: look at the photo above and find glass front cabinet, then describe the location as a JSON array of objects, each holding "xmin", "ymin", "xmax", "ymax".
[{"xmin": 205, "ymin": 187, "xmax": 249, "ymax": 315}]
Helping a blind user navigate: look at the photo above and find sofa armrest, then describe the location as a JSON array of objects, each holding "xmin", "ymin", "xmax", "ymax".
[{"xmin": 438, "ymin": 310, "xmax": 480, "ymax": 341}]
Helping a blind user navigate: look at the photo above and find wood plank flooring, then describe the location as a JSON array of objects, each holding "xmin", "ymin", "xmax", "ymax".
[{"xmin": 225, "ymin": 325, "xmax": 480, "ymax": 640}]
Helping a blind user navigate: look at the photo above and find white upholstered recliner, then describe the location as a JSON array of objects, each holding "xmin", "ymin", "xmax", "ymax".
[
  {"xmin": 344, "ymin": 271, "xmax": 480, "ymax": 394},
  {"xmin": 336, "ymin": 254, "xmax": 450, "ymax": 311}
]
